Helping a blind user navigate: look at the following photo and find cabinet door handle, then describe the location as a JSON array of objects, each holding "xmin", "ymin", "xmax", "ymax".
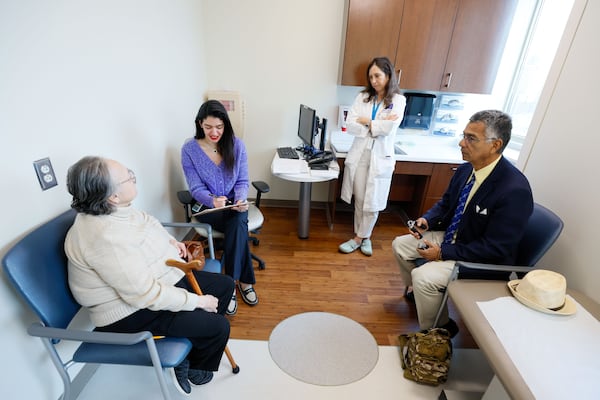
[
  {"xmin": 397, "ymin": 69, "xmax": 402, "ymax": 86},
  {"xmin": 443, "ymin": 73, "xmax": 453, "ymax": 88},
  {"xmin": 451, "ymin": 167, "xmax": 457, "ymax": 171}
]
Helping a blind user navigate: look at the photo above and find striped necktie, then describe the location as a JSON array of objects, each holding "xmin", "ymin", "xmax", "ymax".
[{"xmin": 443, "ymin": 174, "xmax": 475, "ymax": 244}]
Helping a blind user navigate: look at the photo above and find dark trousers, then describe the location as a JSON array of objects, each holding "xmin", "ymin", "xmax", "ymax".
[
  {"xmin": 198, "ymin": 209, "xmax": 255, "ymax": 284},
  {"xmin": 97, "ymin": 271, "xmax": 234, "ymax": 371}
]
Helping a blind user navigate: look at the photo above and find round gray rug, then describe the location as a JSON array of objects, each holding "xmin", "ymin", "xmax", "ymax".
[{"xmin": 268, "ymin": 312, "xmax": 379, "ymax": 386}]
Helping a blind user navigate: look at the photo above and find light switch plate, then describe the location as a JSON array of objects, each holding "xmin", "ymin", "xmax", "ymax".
[{"xmin": 33, "ymin": 157, "xmax": 58, "ymax": 190}]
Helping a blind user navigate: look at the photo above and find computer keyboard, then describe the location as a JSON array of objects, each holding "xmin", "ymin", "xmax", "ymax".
[{"xmin": 277, "ymin": 146, "xmax": 299, "ymax": 159}]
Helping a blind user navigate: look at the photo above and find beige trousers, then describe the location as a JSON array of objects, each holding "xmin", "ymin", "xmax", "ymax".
[{"xmin": 392, "ymin": 231, "xmax": 455, "ymax": 329}]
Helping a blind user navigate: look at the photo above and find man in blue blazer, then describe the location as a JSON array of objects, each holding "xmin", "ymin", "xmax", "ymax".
[{"xmin": 392, "ymin": 110, "xmax": 533, "ymax": 336}]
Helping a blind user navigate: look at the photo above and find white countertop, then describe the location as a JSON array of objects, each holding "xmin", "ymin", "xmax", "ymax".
[{"xmin": 330, "ymin": 130, "xmax": 465, "ymax": 164}]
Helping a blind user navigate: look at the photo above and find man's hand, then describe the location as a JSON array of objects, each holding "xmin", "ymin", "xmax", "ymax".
[
  {"xmin": 417, "ymin": 240, "xmax": 441, "ymax": 261},
  {"xmin": 409, "ymin": 218, "xmax": 428, "ymax": 239},
  {"xmin": 197, "ymin": 294, "xmax": 218, "ymax": 313}
]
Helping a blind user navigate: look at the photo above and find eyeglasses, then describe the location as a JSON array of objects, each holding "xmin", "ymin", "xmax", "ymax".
[
  {"xmin": 461, "ymin": 134, "xmax": 498, "ymax": 144},
  {"xmin": 118, "ymin": 169, "xmax": 136, "ymax": 185}
]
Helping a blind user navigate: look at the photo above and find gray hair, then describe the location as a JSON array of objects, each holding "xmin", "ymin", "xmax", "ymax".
[
  {"xmin": 469, "ymin": 110, "xmax": 512, "ymax": 153},
  {"xmin": 66, "ymin": 156, "xmax": 116, "ymax": 215}
]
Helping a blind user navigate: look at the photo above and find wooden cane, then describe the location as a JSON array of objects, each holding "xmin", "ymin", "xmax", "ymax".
[{"xmin": 165, "ymin": 258, "xmax": 240, "ymax": 374}]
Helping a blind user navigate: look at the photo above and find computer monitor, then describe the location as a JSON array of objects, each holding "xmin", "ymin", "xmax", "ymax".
[
  {"xmin": 298, "ymin": 104, "xmax": 316, "ymax": 149},
  {"xmin": 298, "ymin": 104, "xmax": 328, "ymax": 155}
]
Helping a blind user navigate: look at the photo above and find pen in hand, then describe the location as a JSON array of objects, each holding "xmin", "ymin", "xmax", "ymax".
[{"xmin": 209, "ymin": 193, "xmax": 231, "ymax": 207}]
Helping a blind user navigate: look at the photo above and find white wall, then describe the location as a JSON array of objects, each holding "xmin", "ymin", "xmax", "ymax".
[
  {"xmin": 520, "ymin": 0, "xmax": 600, "ymax": 303},
  {"xmin": 0, "ymin": 1, "xmax": 207, "ymax": 398},
  {"xmin": 200, "ymin": 0, "xmax": 351, "ymax": 201}
]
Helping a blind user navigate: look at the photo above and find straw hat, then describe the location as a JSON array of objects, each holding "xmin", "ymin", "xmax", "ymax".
[{"xmin": 507, "ymin": 269, "xmax": 576, "ymax": 315}]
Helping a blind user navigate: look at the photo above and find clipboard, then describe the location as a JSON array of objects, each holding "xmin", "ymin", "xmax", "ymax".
[{"xmin": 192, "ymin": 201, "xmax": 255, "ymax": 216}]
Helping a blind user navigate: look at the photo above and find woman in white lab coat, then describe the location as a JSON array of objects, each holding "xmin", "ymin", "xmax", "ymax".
[{"xmin": 339, "ymin": 57, "xmax": 406, "ymax": 255}]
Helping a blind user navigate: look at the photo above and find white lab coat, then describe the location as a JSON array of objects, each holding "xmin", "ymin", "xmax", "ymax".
[{"xmin": 340, "ymin": 92, "xmax": 406, "ymax": 212}]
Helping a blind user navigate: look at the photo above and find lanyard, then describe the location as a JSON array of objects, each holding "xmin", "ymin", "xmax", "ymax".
[{"xmin": 371, "ymin": 100, "xmax": 383, "ymax": 120}]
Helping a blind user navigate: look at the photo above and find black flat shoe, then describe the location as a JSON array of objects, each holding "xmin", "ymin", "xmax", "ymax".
[{"xmin": 188, "ymin": 368, "xmax": 214, "ymax": 386}]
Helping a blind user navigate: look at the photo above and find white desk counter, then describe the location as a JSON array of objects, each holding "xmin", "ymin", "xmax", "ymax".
[
  {"xmin": 330, "ymin": 130, "xmax": 465, "ymax": 164},
  {"xmin": 271, "ymin": 153, "xmax": 340, "ymax": 239}
]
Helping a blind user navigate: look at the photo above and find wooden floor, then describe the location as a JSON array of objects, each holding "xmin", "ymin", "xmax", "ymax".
[{"xmin": 225, "ymin": 205, "xmax": 477, "ymax": 349}]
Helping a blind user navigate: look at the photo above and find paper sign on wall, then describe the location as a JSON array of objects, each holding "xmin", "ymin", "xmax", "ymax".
[{"xmin": 206, "ymin": 90, "xmax": 245, "ymax": 138}]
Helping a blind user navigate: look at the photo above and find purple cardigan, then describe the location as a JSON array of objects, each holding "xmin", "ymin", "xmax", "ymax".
[{"xmin": 181, "ymin": 137, "xmax": 249, "ymax": 207}]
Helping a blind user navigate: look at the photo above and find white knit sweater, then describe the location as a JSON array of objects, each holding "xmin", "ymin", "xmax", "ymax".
[{"xmin": 65, "ymin": 206, "xmax": 200, "ymax": 327}]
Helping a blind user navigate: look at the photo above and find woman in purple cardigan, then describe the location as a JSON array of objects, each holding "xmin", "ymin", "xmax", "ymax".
[{"xmin": 181, "ymin": 100, "xmax": 258, "ymax": 315}]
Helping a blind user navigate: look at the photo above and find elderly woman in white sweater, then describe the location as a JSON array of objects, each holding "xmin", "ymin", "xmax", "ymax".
[{"xmin": 64, "ymin": 156, "xmax": 234, "ymax": 396}]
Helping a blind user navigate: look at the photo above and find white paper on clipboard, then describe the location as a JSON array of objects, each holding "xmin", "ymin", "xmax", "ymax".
[{"xmin": 192, "ymin": 201, "xmax": 254, "ymax": 216}]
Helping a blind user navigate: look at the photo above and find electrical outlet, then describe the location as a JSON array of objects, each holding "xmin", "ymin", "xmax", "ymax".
[{"xmin": 33, "ymin": 157, "xmax": 58, "ymax": 191}]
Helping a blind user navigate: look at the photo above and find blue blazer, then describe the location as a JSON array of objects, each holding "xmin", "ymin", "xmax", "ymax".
[{"xmin": 423, "ymin": 156, "xmax": 533, "ymax": 265}]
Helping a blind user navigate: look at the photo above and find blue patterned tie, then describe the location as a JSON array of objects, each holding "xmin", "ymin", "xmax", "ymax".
[{"xmin": 443, "ymin": 174, "xmax": 475, "ymax": 244}]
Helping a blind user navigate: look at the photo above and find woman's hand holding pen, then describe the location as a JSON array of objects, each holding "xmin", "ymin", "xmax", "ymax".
[{"xmin": 210, "ymin": 193, "xmax": 229, "ymax": 208}]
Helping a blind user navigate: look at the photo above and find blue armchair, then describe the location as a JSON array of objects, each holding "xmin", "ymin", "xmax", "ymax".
[{"xmin": 2, "ymin": 210, "xmax": 227, "ymax": 400}]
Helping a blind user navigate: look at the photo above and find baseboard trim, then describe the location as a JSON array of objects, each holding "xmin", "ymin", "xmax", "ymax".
[{"xmin": 259, "ymin": 199, "xmax": 332, "ymax": 210}]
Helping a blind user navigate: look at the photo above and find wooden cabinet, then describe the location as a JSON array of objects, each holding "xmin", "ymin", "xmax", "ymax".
[
  {"xmin": 328, "ymin": 158, "xmax": 461, "ymax": 223},
  {"xmin": 421, "ymin": 162, "xmax": 461, "ymax": 214},
  {"xmin": 341, "ymin": 0, "xmax": 518, "ymax": 94},
  {"xmin": 341, "ymin": 0, "xmax": 405, "ymax": 86},
  {"xmin": 439, "ymin": 0, "xmax": 518, "ymax": 94},
  {"xmin": 393, "ymin": 0, "xmax": 458, "ymax": 92}
]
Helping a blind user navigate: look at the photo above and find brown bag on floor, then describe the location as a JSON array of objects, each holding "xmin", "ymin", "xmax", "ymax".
[{"xmin": 398, "ymin": 328, "xmax": 453, "ymax": 386}]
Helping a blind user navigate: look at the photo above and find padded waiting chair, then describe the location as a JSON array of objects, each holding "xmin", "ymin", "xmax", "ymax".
[
  {"xmin": 432, "ymin": 202, "xmax": 564, "ymax": 327},
  {"xmin": 178, "ymin": 180, "xmax": 270, "ymax": 270},
  {"xmin": 2, "ymin": 210, "xmax": 226, "ymax": 400}
]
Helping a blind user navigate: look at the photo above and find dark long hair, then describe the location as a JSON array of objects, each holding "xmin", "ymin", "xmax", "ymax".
[
  {"xmin": 194, "ymin": 100, "xmax": 235, "ymax": 170},
  {"xmin": 67, "ymin": 156, "xmax": 115, "ymax": 215},
  {"xmin": 361, "ymin": 57, "xmax": 400, "ymax": 108}
]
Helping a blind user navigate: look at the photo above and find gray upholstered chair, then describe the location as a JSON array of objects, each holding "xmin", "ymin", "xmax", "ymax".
[
  {"xmin": 433, "ymin": 202, "xmax": 564, "ymax": 327},
  {"xmin": 177, "ymin": 180, "xmax": 269, "ymax": 270}
]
